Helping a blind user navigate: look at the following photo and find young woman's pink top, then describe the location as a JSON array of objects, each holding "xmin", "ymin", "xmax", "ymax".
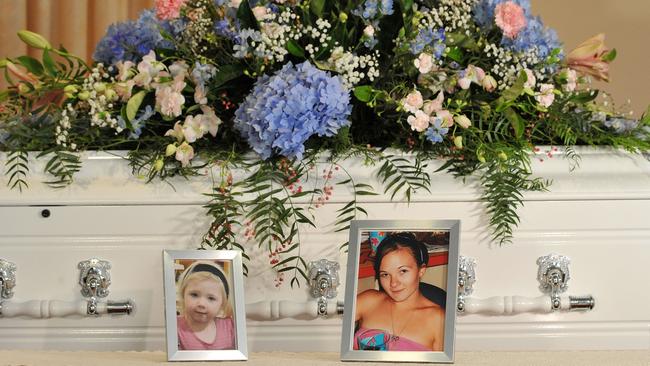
[
  {"xmin": 354, "ymin": 327, "xmax": 431, "ymax": 351},
  {"xmin": 177, "ymin": 316, "xmax": 235, "ymax": 350}
]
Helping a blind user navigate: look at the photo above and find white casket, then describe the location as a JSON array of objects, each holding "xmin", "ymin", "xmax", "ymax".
[{"xmin": 0, "ymin": 147, "xmax": 648, "ymax": 351}]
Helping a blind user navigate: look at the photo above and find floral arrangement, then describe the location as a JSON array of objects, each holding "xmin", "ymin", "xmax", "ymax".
[{"xmin": 1, "ymin": 0, "xmax": 649, "ymax": 284}]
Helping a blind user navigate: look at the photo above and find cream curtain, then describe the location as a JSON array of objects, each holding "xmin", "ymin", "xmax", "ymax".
[{"xmin": 0, "ymin": 0, "xmax": 153, "ymax": 63}]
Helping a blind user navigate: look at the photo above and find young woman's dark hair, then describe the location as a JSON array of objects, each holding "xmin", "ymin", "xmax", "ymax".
[{"xmin": 373, "ymin": 232, "xmax": 429, "ymax": 287}]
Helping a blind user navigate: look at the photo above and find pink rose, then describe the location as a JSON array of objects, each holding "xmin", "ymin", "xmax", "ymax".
[
  {"xmin": 495, "ymin": 1, "xmax": 527, "ymax": 39},
  {"xmin": 155, "ymin": 0, "xmax": 187, "ymax": 20},
  {"xmin": 567, "ymin": 33, "xmax": 611, "ymax": 82}
]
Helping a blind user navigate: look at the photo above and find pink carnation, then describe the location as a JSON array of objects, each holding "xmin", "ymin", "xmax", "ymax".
[
  {"xmin": 494, "ymin": 1, "xmax": 527, "ymax": 39},
  {"xmin": 155, "ymin": 0, "xmax": 187, "ymax": 20}
]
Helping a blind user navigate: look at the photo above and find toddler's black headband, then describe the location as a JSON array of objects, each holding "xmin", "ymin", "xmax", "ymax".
[{"xmin": 191, "ymin": 263, "xmax": 229, "ymax": 297}]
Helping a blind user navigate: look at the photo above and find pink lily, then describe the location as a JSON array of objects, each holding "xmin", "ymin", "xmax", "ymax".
[{"xmin": 567, "ymin": 33, "xmax": 612, "ymax": 82}]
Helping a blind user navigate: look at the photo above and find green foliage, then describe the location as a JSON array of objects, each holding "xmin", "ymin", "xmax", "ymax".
[
  {"xmin": 480, "ymin": 150, "xmax": 549, "ymax": 245},
  {"xmin": 376, "ymin": 153, "xmax": 430, "ymax": 201},
  {"xmin": 4, "ymin": 150, "xmax": 29, "ymax": 191},
  {"xmin": 39, "ymin": 150, "xmax": 81, "ymax": 188}
]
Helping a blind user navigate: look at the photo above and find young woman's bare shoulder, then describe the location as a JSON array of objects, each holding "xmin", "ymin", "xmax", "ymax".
[
  {"xmin": 419, "ymin": 297, "xmax": 445, "ymax": 317},
  {"xmin": 357, "ymin": 289, "xmax": 385, "ymax": 302},
  {"xmin": 355, "ymin": 289, "xmax": 386, "ymax": 320},
  {"xmin": 357, "ymin": 289, "xmax": 386, "ymax": 308}
]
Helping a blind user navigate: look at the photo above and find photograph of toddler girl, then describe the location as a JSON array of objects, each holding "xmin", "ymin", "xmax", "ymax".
[{"xmin": 175, "ymin": 260, "xmax": 235, "ymax": 350}]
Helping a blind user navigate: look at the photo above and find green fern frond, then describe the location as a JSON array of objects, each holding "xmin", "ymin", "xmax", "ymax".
[
  {"xmin": 376, "ymin": 153, "xmax": 430, "ymax": 202},
  {"xmin": 5, "ymin": 150, "xmax": 29, "ymax": 192},
  {"xmin": 39, "ymin": 150, "xmax": 81, "ymax": 188}
]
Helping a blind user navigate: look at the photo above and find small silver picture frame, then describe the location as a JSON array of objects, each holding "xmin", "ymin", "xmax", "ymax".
[
  {"xmin": 163, "ymin": 250, "xmax": 247, "ymax": 361},
  {"xmin": 340, "ymin": 220, "xmax": 460, "ymax": 363}
]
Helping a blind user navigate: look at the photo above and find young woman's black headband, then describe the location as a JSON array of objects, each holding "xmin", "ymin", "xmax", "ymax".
[
  {"xmin": 374, "ymin": 233, "xmax": 429, "ymax": 279},
  {"xmin": 190, "ymin": 263, "xmax": 229, "ymax": 297}
]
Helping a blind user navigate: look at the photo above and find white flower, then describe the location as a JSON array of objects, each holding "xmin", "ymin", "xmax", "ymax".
[
  {"xmin": 423, "ymin": 91, "xmax": 444, "ymax": 115},
  {"xmin": 401, "ymin": 90, "xmax": 424, "ymax": 114},
  {"xmin": 252, "ymin": 6, "xmax": 270, "ymax": 21},
  {"xmin": 133, "ymin": 51, "xmax": 163, "ymax": 88},
  {"xmin": 199, "ymin": 106, "xmax": 222, "ymax": 137},
  {"xmin": 114, "ymin": 80, "xmax": 135, "ymax": 101},
  {"xmin": 536, "ymin": 84, "xmax": 555, "ymax": 108},
  {"xmin": 458, "ymin": 76, "xmax": 472, "ymax": 90},
  {"xmin": 169, "ymin": 61, "xmax": 189, "ymax": 79},
  {"xmin": 261, "ymin": 23, "xmax": 283, "ymax": 39},
  {"xmin": 523, "ymin": 68, "xmax": 536, "ymax": 89},
  {"xmin": 182, "ymin": 115, "xmax": 202, "ymax": 143},
  {"xmin": 175, "ymin": 142, "xmax": 195, "ymax": 167},
  {"xmin": 414, "ymin": 53, "xmax": 434, "ymax": 74},
  {"xmin": 564, "ymin": 68, "xmax": 578, "ymax": 92},
  {"xmin": 116, "ymin": 61, "xmax": 134, "ymax": 82},
  {"xmin": 363, "ymin": 25, "xmax": 375, "ymax": 37},
  {"xmin": 437, "ymin": 109, "xmax": 453, "ymax": 127},
  {"xmin": 194, "ymin": 85, "xmax": 208, "ymax": 105},
  {"xmin": 407, "ymin": 110, "xmax": 430, "ymax": 132},
  {"xmin": 165, "ymin": 122, "xmax": 184, "ymax": 143},
  {"xmin": 155, "ymin": 75, "xmax": 186, "ymax": 118},
  {"xmin": 459, "ymin": 65, "xmax": 485, "ymax": 89}
]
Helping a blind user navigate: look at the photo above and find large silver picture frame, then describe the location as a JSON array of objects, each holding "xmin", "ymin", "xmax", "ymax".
[
  {"xmin": 163, "ymin": 250, "xmax": 247, "ymax": 361},
  {"xmin": 340, "ymin": 220, "xmax": 460, "ymax": 363}
]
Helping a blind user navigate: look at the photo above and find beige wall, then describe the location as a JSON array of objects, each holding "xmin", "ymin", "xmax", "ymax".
[
  {"xmin": 1, "ymin": 1, "xmax": 648, "ymax": 118},
  {"xmin": 0, "ymin": 0, "xmax": 152, "ymax": 62},
  {"xmin": 532, "ymin": 0, "xmax": 650, "ymax": 118}
]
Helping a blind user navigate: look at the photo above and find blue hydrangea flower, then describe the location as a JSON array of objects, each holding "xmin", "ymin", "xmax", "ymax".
[
  {"xmin": 425, "ymin": 117, "xmax": 449, "ymax": 144},
  {"xmin": 93, "ymin": 9, "xmax": 176, "ymax": 65},
  {"xmin": 353, "ymin": 0, "xmax": 394, "ymax": 20},
  {"xmin": 500, "ymin": 16, "xmax": 561, "ymax": 59},
  {"xmin": 234, "ymin": 61, "xmax": 352, "ymax": 160},
  {"xmin": 604, "ymin": 117, "xmax": 638, "ymax": 134},
  {"xmin": 214, "ymin": 19, "xmax": 239, "ymax": 41},
  {"xmin": 233, "ymin": 28, "xmax": 263, "ymax": 58},
  {"xmin": 192, "ymin": 62, "xmax": 216, "ymax": 85},
  {"xmin": 410, "ymin": 27, "xmax": 446, "ymax": 56}
]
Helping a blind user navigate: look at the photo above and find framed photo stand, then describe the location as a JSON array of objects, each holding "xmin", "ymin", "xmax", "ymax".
[
  {"xmin": 163, "ymin": 250, "xmax": 248, "ymax": 361},
  {"xmin": 340, "ymin": 220, "xmax": 461, "ymax": 363}
]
